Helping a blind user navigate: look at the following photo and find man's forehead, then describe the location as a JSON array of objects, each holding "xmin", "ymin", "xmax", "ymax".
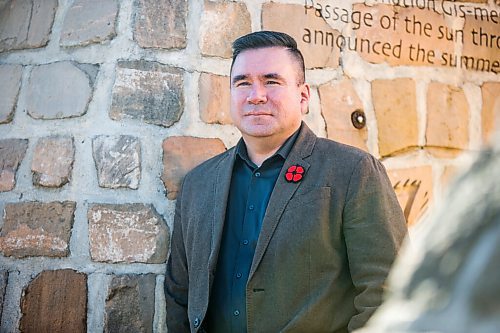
[{"xmin": 231, "ymin": 47, "xmax": 296, "ymax": 77}]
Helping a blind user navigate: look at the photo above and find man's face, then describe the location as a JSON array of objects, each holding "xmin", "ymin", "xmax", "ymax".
[{"xmin": 230, "ymin": 47, "xmax": 310, "ymax": 144}]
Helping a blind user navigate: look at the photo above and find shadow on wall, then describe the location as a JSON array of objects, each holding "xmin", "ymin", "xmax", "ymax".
[{"xmin": 358, "ymin": 133, "xmax": 500, "ymax": 333}]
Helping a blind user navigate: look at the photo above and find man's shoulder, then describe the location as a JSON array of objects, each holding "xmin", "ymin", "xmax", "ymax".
[{"xmin": 313, "ymin": 137, "xmax": 373, "ymax": 164}]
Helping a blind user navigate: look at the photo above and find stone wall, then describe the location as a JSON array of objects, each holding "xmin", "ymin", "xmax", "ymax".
[{"xmin": 0, "ymin": 0, "xmax": 498, "ymax": 332}]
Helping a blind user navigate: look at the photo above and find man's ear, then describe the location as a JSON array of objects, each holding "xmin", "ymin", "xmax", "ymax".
[{"xmin": 300, "ymin": 83, "xmax": 311, "ymax": 114}]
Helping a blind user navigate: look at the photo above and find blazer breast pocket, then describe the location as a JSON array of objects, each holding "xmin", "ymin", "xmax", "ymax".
[{"xmin": 284, "ymin": 186, "xmax": 331, "ymax": 211}]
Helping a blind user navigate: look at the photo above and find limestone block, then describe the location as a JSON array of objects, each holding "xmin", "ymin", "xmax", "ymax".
[
  {"xmin": 0, "ymin": 138, "xmax": 28, "ymax": 192},
  {"xmin": 88, "ymin": 204, "xmax": 169, "ymax": 263},
  {"xmin": 25, "ymin": 62, "xmax": 97, "ymax": 119},
  {"xmin": 0, "ymin": 201, "xmax": 76, "ymax": 258},
  {"xmin": 0, "ymin": 0, "xmax": 57, "ymax": 52},
  {"xmin": 372, "ymin": 78, "xmax": 418, "ymax": 157},
  {"xmin": 162, "ymin": 136, "xmax": 226, "ymax": 200},
  {"xmin": 134, "ymin": 0, "xmax": 187, "ymax": 49},
  {"xmin": 263, "ymin": 3, "xmax": 340, "ymax": 69},
  {"xmin": 92, "ymin": 135, "xmax": 141, "ymax": 189},
  {"xmin": 318, "ymin": 79, "xmax": 368, "ymax": 151},
  {"xmin": 200, "ymin": 0, "xmax": 251, "ymax": 58},
  {"xmin": 105, "ymin": 274, "xmax": 156, "ymax": 333},
  {"xmin": 31, "ymin": 136, "xmax": 75, "ymax": 187},
  {"xmin": 60, "ymin": 0, "xmax": 118, "ymax": 47},
  {"xmin": 387, "ymin": 166, "xmax": 433, "ymax": 226},
  {"xmin": 0, "ymin": 64, "xmax": 22, "ymax": 124},
  {"xmin": 199, "ymin": 73, "xmax": 232, "ymax": 125},
  {"xmin": 481, "ymin": 82, "xmax": 500, "ymax": 144},
  {"xmin": 110, "ymin": 61, "xmax": 184, "ymax": 127},
  {"xmin": 20, "ymin": 270, "xmax": 86, "ymax": 333},
  {"xmin": 426, "ymin": 82, "xmax": 469, "ymax": 156}
]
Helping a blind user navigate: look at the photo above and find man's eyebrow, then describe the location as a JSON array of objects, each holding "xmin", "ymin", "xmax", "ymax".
[
  {"xmin": 232, "ymin": 74, "xmax": 248, "ymax": 84},
  {"xmin": 262, "ymin": 73, "xmax": 283, "ymax": 80}
]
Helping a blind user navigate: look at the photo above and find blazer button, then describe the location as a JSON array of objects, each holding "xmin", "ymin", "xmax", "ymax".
[{"xmin": 194, "ymin": 317, "xmax": 200, "ymax": 328}]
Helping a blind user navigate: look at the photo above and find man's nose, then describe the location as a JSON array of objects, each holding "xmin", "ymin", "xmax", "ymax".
[{"xmin": 246, "ymin": 83, "xmax": 267, "ymax": 104}]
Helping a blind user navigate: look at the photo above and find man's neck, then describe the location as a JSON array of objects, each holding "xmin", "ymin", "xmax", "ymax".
[{"xmin": 242, "ymin": 131, "xmax": 295, "ymax": 167}]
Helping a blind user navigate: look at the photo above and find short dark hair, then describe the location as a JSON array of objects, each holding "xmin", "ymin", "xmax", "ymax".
[{"xmin": 231, "ymin": 31, "xmax": 306, "ymax": 84}]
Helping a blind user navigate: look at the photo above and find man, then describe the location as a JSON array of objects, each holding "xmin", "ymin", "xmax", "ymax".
[{"xmin": 165, "ymin": 31, "xmax": 407, "ymax": 333}]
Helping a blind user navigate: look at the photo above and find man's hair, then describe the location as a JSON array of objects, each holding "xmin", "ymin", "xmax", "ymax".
[{"xmin": 231, "ymin": 31, "xmax": 306, "ymax": 85}]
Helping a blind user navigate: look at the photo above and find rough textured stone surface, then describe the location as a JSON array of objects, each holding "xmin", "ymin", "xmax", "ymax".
[
  {"xmin": 20, "ymin": 270, "xmax": 87, "ymax": 333},
  {"xmin": 25, "ymin": 62, "xmax": 96, "ymax": 119},
  {"xmin": 481, "ymin": 82, "xmax": 500, "ymax": 144},
  {"xmin": 105, "ymin": 274, "xmax": 155, "ymax": 333},
  {"xmin": 110, "ymin": 61, "xmax": 184, "ymax": 127},
  {"xmin": 0, "ymin": 138, "xmax": 28, "ymax": 192},
  {"xmin": 426, "ymin": 83, "xmax": 469, "ymax": 156},
  {"xmin": 319, "ymin": 79, "xmax": 368, "ymax": 151},
  {"xmin": 263, "ymin": 3, "xmax": 340, "ymax": 69},
  {"xmin": 134, "ymin": 0, "xmax": 187, "ymax": 49},
  {"xmin": 0, "ymin": 64, "xmax": 22, "ymax": 124},
  {"xmin": 162, "ymin": 136, "xmax": 226, "ymax": 199},
  {"xmin": 372, "ymin": 78, "xmax": 418, "ymax": 157},
  {"xmin": 387, "ymin": 166, "xmax": 433, "ymax": 226},
  {"xmin": 0, "ymin": 201, "xmax": 76, "ymax": 258},
  {"xmin": 0, "ymin": 270, "xmax": 7, "ymax": 320},
  {"xmin": 359, "ymin": 142, "xmax": 500, "ymax": 333},
  {"xmin": 0, "ymin": 0, "xmax": 57, "ymax": 52},
  {"xmin": 354, "ymin": 4, "xmax": 454, "ymax": 67},
  {"xmin": 60, "ymin": 0, "xmax": 118, "ymax": 47},
  {"xmin": 92, "ymin": 136, "xmax": 141, "ymax": 189},
  {"xmin": 200, "ymin": 0, "xmax": 251, "ymax": 58},
  {"xmin": 199, "ymin": 73, "xmax": 232, "ymax": 125},
  {"xmin": 88, "ymin": 204, "xmax": 169, "ymax": 263},
  {"xmin": 31, "ymin": 136, "xmax": 75, "ymax": 188}
]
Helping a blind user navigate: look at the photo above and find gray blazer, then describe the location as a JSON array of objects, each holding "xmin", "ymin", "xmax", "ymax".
[{"xmin": 165, "ymin": 123, "xmax": 407, "ymax": 333}]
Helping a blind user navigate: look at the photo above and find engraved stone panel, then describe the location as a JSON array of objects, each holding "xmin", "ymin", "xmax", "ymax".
[
  {"xmin": 263, "ymin": 3, "xmax": 340, "ymax": 69},
  {"xmin": 387, "ymin": 166, "xmax": 433, "ymax": 226}
]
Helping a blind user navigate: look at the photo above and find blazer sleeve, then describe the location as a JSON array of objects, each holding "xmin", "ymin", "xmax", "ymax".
[
  {"xmin": 164, "ymin": 180, "xmax": 190, "ymax": 333},
  {"xmin": 342, "ymin": 154, "xmax": 408, "ymax": 331}
]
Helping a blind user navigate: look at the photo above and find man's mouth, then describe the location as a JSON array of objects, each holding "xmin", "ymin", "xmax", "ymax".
[{"xmin": 246, "ymin": 111, "xmax": 272, "ymax": 116}]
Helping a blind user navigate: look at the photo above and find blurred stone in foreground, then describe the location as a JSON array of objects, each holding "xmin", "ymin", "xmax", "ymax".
[{"xmin": 358, "ymin": 138, "xmax": 500, "ymax": 333}]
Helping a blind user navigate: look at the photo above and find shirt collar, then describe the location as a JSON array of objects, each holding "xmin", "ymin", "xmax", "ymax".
[{"xmin": 235, "ymin": 124, "xmax": 302, "ymax": 167}]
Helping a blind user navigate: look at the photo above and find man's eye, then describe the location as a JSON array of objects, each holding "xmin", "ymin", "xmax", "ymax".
[
  {"xmin": 235, "ymin": 81, "xmax": 250, "ymax": 87},
  {"xmin": 266, "ymin": 80, "xmax": 280, "ymax": 85}
]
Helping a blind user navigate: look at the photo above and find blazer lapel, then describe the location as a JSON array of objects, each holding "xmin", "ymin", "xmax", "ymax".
[
  {"xmin": 249, "ymin": 123, "xmax": 317, "ymax": 279},
  {"xmin": 208, "ymin": 148, "xmax": 236, "ymax": 272}
]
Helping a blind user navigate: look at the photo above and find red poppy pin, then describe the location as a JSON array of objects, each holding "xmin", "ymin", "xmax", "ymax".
[{"xmin": 285, "ymin": 165, "xmax": 305, "ymax": 183}]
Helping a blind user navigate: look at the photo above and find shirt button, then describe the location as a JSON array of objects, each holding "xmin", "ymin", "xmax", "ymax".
[
  {"xmin": 255, "ymin": 172, "xmax": 261, "ymax": 177},
  {"xmin": 236, "ymin": 272, "xmax": 242, "ymax": 279},
  {"xmin": 249, "ymin": 205, "xmax": 254, "ymax": 210},
  {"xmin": 242, "ymin": 239, "xmax": 249, "ymax": 245},
  {"xmin": 234, "ymin": 310, "xmax": 240, "ymax": 316}
]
